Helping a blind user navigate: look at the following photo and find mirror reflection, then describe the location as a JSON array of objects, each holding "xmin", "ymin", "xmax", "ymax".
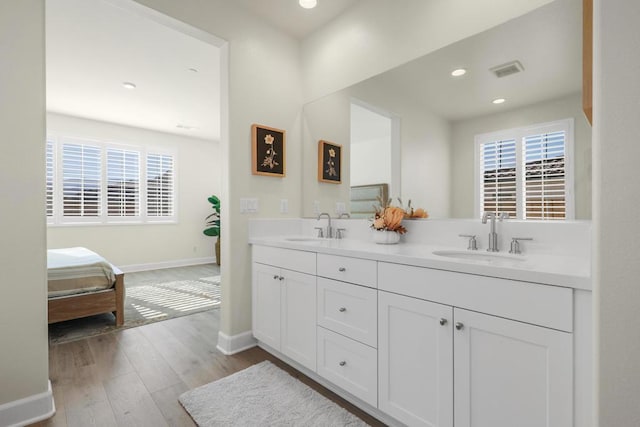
[{"xmin": 301, "ymin": 0, "xmax": 591, "ymax": 220}]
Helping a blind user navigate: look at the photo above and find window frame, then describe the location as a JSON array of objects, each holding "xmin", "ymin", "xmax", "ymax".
[
  {"xmin": 47, "ymin": 133, "xmax": 178, "ymax": 226},
  {"xmin": 474, "ymin": 118, "xmax": 575, "ymax": 220}
]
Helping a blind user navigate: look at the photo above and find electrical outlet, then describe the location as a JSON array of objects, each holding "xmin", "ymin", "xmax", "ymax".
[
  {"xmin": 335, "ymin": 202, "xmax": 346, "ymax": 215},
  {"xmin": 280, "ymin": 199, "xmax": 288, "ymax": 214},
  {"xmin": 313, "ymin": 200, "xmax": 321, "ymax": 215}
]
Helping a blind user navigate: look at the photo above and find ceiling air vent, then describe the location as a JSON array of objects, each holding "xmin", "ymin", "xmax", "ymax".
[{"xmin": 490, "ymin": 60, "xmax": 524, "ymax": 78}]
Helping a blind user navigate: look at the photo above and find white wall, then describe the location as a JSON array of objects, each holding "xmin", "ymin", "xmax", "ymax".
[
  {"xmin": 301, "ymin": 0, "xmax": 554, "ymax": 102},
  {"xmin": 132, "ymin": 0, "xmax": 303, "ymax": 339},
  {"xmin": 450, "ymin": 92, "xmax": 592, "ymax": 219},
  {"xmin": 0, "ymin": 0, "xmax": 49, "ymax": 410},
  {"xmin": 351, "ymin": 138, "xmax": 391, "ymax": 187},
  {"xmin": 46, "ymin": 113, "xmax": 220, "ymax": 269},
  {"xmin": 594, "ymin": 0, "xmax": 640, "ymax": 424}
]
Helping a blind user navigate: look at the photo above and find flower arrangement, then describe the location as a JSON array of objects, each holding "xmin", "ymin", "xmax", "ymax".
[
  {"xmin": 371, "ymin": 197, "xmax": 429, "ymax": 235},
  {"xmin": 371, "ymin": 197, "xmax": 408, "ymax": 234},
  {"xmin": 398, "ymin": 198, "xmax": 429, "ymax": 219}
]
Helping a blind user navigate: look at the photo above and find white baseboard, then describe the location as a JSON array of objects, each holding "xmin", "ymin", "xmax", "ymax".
[
  {"xmin": 119, "ymin": 256, "xmax": 216, "ymax": 273},
  {"xmin": 217, "ymin": 330, "xmax": 257, "ymax": 355},
  {"xmin": 0, "ymin": 380, "xmax": 55, "ymax": 427}
]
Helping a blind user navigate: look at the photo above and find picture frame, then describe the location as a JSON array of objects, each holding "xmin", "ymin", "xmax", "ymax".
[
  {"xmin": 318, "ymin": 140, "xmax": 342, "ymax": 184},
  {"xmin": 251, "ymin": 124, "xmax": 286, "ymax": 177}
]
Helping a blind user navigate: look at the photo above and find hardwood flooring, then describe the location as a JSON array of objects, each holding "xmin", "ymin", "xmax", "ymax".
[{"xmin": 33, "ymin": 309, "xmax": 385, "ymax": 426}]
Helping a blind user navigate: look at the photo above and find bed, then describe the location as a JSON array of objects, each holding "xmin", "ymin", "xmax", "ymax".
[{"xmin": 47, "ymin": 247, "xmax": 125, "ymax": 326}]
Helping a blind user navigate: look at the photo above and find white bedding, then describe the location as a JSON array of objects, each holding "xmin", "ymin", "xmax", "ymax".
[{"xmin": 47, "ymin": 247, "xmax": 117, "ymax": 298}]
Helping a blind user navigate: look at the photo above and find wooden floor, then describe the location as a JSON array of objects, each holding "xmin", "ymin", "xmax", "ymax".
[{"xmin": 34, "ymin": 309, "xmax": 385, "ymax": 426}]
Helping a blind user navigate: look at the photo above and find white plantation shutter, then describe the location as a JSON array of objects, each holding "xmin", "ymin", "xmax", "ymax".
[
  {"xmin": 479, "ymin": 139, "xmax": 518, "ymax": 218},
  {"xmin": 475, "ymin": 119, "xmax": 573, "ymax": 220},
  {"xmin": 523, "ymin": 131, "xmax": 567, "ymax": 220},
  {"xmin": 62, "ymin": 143, "xmax": 101, "ymax": 217},
  {"xmin": 146, "ymin": 153, "xmax": 174, "ymax": 217},
  {"xmin": 107, "ymin": 148, "xmax": 140, "ymax": 217},
  {"xmin": 46, "ymin": 140, "xmax": 54, "ymax": 217}
]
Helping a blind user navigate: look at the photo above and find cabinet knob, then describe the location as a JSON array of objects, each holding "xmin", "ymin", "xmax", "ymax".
[
  {"xmin": 439, "ymin": 318, "xmax": 448, "ymax": 326},
  {"xmin": 455, "ymin": 322, "xmax": 464, "ymax": 331},
  {"xmin": 338, "ymin": 267, "xmax": 346, "ymax": 272},
  {"xmin": 273, "ymin": 275, "xmax": 279, "ymax": 280},
  {"xmin": 279, "ymin": 276, "xmax": 284, "ymax": 281},
  {"xmin": 338, "ymin": 307, "xmax": 347, "ymax": 312},
  {"xmin": 339, "ymin": 361, "xmax": 346, "ymax": 366}
]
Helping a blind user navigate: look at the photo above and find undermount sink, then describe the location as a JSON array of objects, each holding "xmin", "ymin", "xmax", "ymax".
[
  {"xmin": 432, "ymin": 250, "xmax": 525, "ymax": 262},
  {"xmin": 284, "ymin": 236, "xmax": 323, "ymax": 242}
]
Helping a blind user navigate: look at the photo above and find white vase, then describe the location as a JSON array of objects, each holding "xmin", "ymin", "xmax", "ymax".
[{"xmin": 373, "ymin": 230, "xmax": 401, "ymax": 244}]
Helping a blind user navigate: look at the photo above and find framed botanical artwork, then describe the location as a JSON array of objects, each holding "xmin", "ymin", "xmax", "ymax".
[
  {"xmin": 251, "ymin": 124, "xmax": 286, "ymax": 177},
  {"xmin": 318, "ymin": 140, "xmax": 342, "ymax": 184}
]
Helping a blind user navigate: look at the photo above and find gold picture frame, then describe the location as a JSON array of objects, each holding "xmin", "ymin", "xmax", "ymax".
[{"xmin": 251, "ymin": 124, "xmax": 286, "ymax": 177}]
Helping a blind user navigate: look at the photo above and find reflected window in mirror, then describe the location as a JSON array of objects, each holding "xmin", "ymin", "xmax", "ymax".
[{"xmin": 475, "ymin": 118, "xmax": 574, "ymax": 220}]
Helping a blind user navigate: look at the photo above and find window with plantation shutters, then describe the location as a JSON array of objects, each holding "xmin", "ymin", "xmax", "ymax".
[
  {"xmin": 62, "ymin": 143, "xmax": 101, "ymax": 217},
  {"xmin": 146, "ymin": 153, "xmax": 174, "ymax": 217},
  {"xmin": 46, "ymin": 140, "xmax": 54, "ymax": 217},
  {"xmin": 107, "ymin": 148, "xmax": 140, "ymax": 217},
  {"xmin": 46, "ymin": 134, "xmax": 177, "ymax": 225},
  {"xmin": 479, "ymin": 139, "xmax": 518, "ymax": 219},
  {"xmin": 475, "ymin": 119, "xmax": 574, "ymax": 220},
  {"xmin": 523, "ymin": 131, "xmax": 567, "ymax": 219}
]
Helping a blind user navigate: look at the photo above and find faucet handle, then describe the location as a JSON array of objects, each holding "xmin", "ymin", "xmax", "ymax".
[
  {"xmin": 509, "ymin": 237, "xmax": 533, "ymax": 254},
  {"xmin": 459, "ymin": 234, "xmax": 478, "ymax": 250},
  {"xmin": 314, "ymin": 227, "xmax": 324, "ymax": 238},
  {"xmin": 336, "ymin": 228, "xmax": 346, "ymax": 239}
]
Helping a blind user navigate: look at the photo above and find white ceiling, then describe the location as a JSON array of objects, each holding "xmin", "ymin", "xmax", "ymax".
[
  {"xmin": 363, "ymin": 0, "xmax": 582, "ymax": 121},
  {"xmin": 46, "ymin": 0, "xmax": 221, "ymax": 140}
]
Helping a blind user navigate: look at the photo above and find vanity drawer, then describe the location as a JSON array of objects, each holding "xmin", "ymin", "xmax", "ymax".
[
  {"xmin": 378, "ymin": 262, "xmax": 573, "ymax": 332},
  {"xmin": 252, "ymin": 245, "xmax": 316, "ymax": 275},
  {"xmin": 317, "ymin": 278, "xmax": 377, "ymax": 347},
  {"xmin": 317, "ymin": 253, "xmax": 377, "ymax": 288},
  {"xmin": 317, "ymin": 327, "xmax": 377, "ymax": 407}
]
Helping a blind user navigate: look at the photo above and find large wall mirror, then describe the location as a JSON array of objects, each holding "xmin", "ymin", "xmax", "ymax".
[{"xmin": 301, "ymin": 0, "xmax": 591, "ymax": 220}]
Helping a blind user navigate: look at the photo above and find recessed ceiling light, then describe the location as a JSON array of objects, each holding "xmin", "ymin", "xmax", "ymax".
[
  {"xmin": 492, "ymin": 98, "xmax": 506, "ymax": 104},
  {"xmin": 122, "ymin": 82, "xmax": 137, "ymax": 90},
  {"xmin": 299, "ymin": 0, "xmax": 317, "ymax": 9},
  {"xmin": 451, "ymin": 68, "xmax": 467, "ymax": 77}
]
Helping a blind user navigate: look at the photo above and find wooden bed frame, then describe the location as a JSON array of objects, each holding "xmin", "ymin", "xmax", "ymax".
[{"xmin": 48, "ymin": 265, "xmax": 125, "ymax": 326}]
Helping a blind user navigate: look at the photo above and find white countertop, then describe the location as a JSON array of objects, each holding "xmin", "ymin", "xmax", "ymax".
[{"xmin": 249, "ymin": 236, "xmax": 591, "ymax": 291}]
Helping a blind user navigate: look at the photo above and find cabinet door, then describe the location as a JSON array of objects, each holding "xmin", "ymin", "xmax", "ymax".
[
  {"xmin": 281, "ymin": 270, "xmax": 317, "ymax": 371},
  {"xmin": 454, "ymin": 309, "xmax": 572, "ymax": 427},
  {"xmin": 252, "ymin": 263, "xmax": 282, "ymax": 350},
  {"xmin": 378, "ymin": 291, "xmax": 454, "ymax": 427}
]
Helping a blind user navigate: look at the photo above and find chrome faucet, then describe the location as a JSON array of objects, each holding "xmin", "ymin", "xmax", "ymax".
[
  {"xmin": 317, "ymin": 212, "xmax": 333, "ymax": 238},
  {"xmin": 481, "ymin": 211, "xmax": 508, "ymax": 252}
]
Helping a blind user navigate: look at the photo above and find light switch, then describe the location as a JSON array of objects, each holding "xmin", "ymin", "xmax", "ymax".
[
  {"xmin": 280, "ymin": 199, "xmax": 288, "ymax": 214},
  {"xmin": 336, "ymin": 202, "xmax": 346, "ymax": 215},
  {"xmin": 313, "ymin": 200, "xmax": 321, "ymax": 215}
]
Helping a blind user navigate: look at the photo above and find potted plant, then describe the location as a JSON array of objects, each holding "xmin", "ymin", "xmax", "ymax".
[{"xmin": 204, "ymin": 195, "xmax": 221, "ymax": 265}]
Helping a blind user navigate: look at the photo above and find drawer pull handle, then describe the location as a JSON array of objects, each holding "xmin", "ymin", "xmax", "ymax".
[
  {"xmin": 338, "ymin": 307, "xmax": 347, "ymax": 312},
  {"xmin": 439, "ymin": 318, "xmax": 447, "ymax": 326},
  {"xmin": 273, "ymin": 275, "xmax": 279, "ymax": 280},
  {"xmin": 338, "ymin": 267, "xmax": 346, "ymax": 272},
  {"xmin": 339, "ymin": 361, "xmax": 346, "ymax": 367},
  {"xmin": 455, "ymin": 322, "xmax": 464, "ymax": 331},
  {"xmin": 279, "ymin": 276, "xmax": 285, "ymax": 281}
]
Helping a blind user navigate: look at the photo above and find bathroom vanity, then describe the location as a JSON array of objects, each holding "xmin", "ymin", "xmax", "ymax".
[{"xmin": 249, "ymin": 219, "xmax": 591, "ymax": 427}]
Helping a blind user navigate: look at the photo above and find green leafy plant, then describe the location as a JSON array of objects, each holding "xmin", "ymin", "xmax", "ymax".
[{"xmin": 204, "ymin": 195, "xmax": 220, "ymax": 237}]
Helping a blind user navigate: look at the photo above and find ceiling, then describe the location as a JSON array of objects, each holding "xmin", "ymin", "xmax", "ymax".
[{"xmin": 364, "ymin": 0, "xmax": 582, "ymax": 121}]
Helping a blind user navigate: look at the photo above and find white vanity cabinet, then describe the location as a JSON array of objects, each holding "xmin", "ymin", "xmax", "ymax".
[
  {"xmin": 252, "ymin": 246, "xmax": 317, "ymax": 372},
  {"xmin": 378, "ymin": 262, "xmax": 573, "ymax": 427}
]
